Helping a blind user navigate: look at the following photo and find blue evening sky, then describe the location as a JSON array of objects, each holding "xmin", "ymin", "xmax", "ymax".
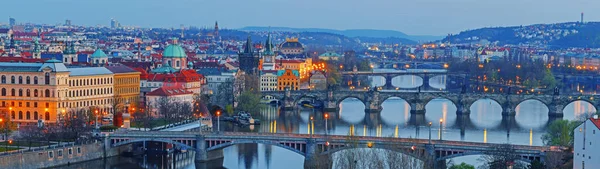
[{"xmin": 1, "ymin": 0, "xmax": 597, "ymax": 35}]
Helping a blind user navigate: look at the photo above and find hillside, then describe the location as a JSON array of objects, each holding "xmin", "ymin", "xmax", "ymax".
[
  {"xmin": 240, "ymin": 26, "xmax": 441, "ymax": 42},
  {"xmin": 443, "ymin": 22, "xmax": 600, "ymax": 48}
]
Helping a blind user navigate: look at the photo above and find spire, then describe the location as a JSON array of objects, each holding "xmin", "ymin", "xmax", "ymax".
[
  {"xmin": 33, "ymin": 39, "xmax": 40, "ymax": 53},
  {"xmin": 264, "ymin": 30, "xmax": 274, "ymax": 56},
  {"xmin": 243, "ymin": 35, "xmax": 253, "ymax": 54}
]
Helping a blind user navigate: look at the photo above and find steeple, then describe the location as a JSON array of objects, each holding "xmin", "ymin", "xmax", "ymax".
[
  {"xmin": 214, "ymin": 21, "xmax": 219, "ymax": 37},
  {"xmin": 32, "ymin": 39, "xmax": 41, "ymax": 59},
  {"xmin": 243, "ymin": 35, "xmax": 253, "ymax": 54},
  {"xmin": 264, "ymin": 31, "xmax": 274, "ymax": 56}
]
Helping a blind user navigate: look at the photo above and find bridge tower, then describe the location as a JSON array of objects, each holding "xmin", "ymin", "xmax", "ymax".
[
  {"xmin": 283, "ymin": 87, "xmax": 295, "ymax": 110},
  {"xmin": 364, "ymin": 89, "xmax": 382, "ymax": 113},
  {"xmin": 324, "ymin": 90, "xmax": 337, "ymax": 112}
]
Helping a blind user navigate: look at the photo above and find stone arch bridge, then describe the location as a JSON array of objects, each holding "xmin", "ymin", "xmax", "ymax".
[
  {"xmin": 262, "ymin": 89, "xmax": 600, "ymax": 118},
  {"xmin": 106, "ymin": 131, "xmax": 557, "ymax": 169}
]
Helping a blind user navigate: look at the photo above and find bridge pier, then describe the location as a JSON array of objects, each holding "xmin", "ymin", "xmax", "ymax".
[
  {"xmin": 195, "ymin": 136, "xmax": 224, "ymax": 163},
  {"xmin": 324, "ymin": 100, "xmax": 337, "ymax": 112},
  {"xmin": 409, "ymin": 101, "xmax": 426, "ymax": 115},
  {"xmin": 385, "ymin": 75, "xmax": 394, "ymax": 90}
]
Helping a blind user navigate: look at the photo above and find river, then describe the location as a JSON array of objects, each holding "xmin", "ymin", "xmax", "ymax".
[{"xmin": 72, "ymin": 69, "xmax": 595, "ymax": 169}]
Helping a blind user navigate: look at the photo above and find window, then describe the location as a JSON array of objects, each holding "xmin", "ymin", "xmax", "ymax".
[
  {"xmin": 45, "ymin": 112, "xmax": 50, "ymax": 120},
  {"xmin": 45, "ymin": 73, "xmax": 50, "ymax": 85},
  {"xmin": 26, "ymin": 76, "xmax": 30, "ymax": 84},
  {"xmin": 34, "ymin": 76, "xmax": 38, "ymax": 84},
  {"xmin": 1, "ymin": 75, "xmax": 5, "ymax": 84},
  {"xmin": 11, "ymin": 89, "xmax": 15, "ymax": 96},
  {"xmin": 77, "ymin": 147, "xmax": 81, "ymax": 154},
  {"xmin": 45, "ymin": 89, "xmax": 50, "ymax": 97},
  {"xmin": 26, "ymin": 89, "xmax": 30, "ymax": 97},
  {"xmin": 11, "ymin": 76, "xmax": 15, "ymax": 84},
  {"xmin": 57, "ymin": 150, "xmax": 62, "ymax": 157},
  {"xmin": 1, "ymin": 88, "xmax": 5, "ymax": 96},
  {"xmin": 18, "ymin": 89, "xmax": 22, "ymax": 96},
  {"xmin": 34, "ymin": 89, "xmax": 38, "ymax": 97},
  {"xmin": 34, "ymin": 112, "xmax": 38, "ymax": 120},
  {"xmin": 18, "ymin": 111, "xmax": 22, "ymax": 119},
  {"xmin": 11, "ymin": 111, "xmax": 15, "ymax": 119},
  {"xmin": 26, "ymin": 111, "xmax": 30, "ymax": 119},
  {"xmin": 18, "ymin": 76, "xmax": 22, "ymax": 84},
  {"xmin": 48, "ymin": 151, "xmax": 54, "ymax": 158},
  {"xmin": 68, "ymin": 148, "xmax": 73, "ymax": 155},
  {"xmin": 34, "ymin": 102, "xmax": 37, "ymax": 107}
]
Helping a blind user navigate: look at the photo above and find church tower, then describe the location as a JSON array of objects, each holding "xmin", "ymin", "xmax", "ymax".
[
  {"xmin": 238, "ymin": 35, "xmax": 259, "ymax": 75},
  {"xmin": 62, "ymin": 42, "xmax": 76, "ymax": 64},
  {"xmin": 32, "ymin": 39, "xmax": 41, "ymax": 59},
  {"xmin": 8, "ymin": 34, "xmax": 17, "ymax": 57},
  {"xmin": 214, "ymin": 21, "xmax": 219, "ymax": 37},
  {"xmin": 262, "ymin": 32, "xmax": 277, "ymax": 70}
]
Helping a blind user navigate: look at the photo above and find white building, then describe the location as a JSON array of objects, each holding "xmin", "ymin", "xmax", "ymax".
[
  {"xmin": 260, "ymin": 70, "xmax": 278, "ymax": 92},
  {"xmin": 574, "ymin": 116, "xmax": 600, "ymax": 169},
  {"xmin": 145, "ymin": 85, "xmax": 193, "ymax": 117}
]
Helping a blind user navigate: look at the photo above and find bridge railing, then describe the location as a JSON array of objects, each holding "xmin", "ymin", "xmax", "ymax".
[{"xmin": 0, "ymin": 139, "xmax": 98, "ymax": 157}]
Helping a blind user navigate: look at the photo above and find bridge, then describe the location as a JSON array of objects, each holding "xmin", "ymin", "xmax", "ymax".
[
  {"xmin": 339, "ymin": 70, "xmax": 464, "ymax": 90},
  {"xmin": 262, "ymin": 88, "xmax": 599, "ymax": 118},
  {"xmin": 106, "ymin": 131, "xmax": 558, "ymax": 169}
]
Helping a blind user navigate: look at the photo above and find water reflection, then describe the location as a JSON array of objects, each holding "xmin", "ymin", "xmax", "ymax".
[
  {"xmin": 469, "ymin": 99, "xmax": 502, "ymax": 129},
  {"xmin": 563, "ymin": 101, "xmax": 596, "ymax": 120},
  {"xmin": 515, "ymin": 100, "xmax": 548, "ymax": 129}
]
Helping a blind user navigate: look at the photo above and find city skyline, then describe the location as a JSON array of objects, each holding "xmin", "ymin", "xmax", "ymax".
[{"xmin": 0, "ymin": 0, "xmax": 597, "ymax": 35}]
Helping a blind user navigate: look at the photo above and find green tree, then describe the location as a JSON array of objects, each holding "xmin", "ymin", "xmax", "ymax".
[
  {"xmin": 542, "ymin": 120, "xmax": 580, "ymax": 147},
  {"xmin": 541, "ymin": 69, "xmax": 557, "ymax": 89},
  {"xmin": 449, "ymin": 162, "xmax": 475, "ymax": 169},
  {"xmin": 225, "ymin": 104, "xmax": 234, "ymax": 116},
  {"xmin": 528, "ymin": 160, "xmax": 546, "ymax": 169},
  {"xmin": 236, "ymin": 91, "xmax": 264, "ymax": 114},
  {"xmin": 357, "ymin": 60, "xmax": 373, "ymax": 71}
]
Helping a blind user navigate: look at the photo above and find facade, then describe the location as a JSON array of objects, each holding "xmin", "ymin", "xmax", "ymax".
[
  {"xmin": 145, "ymin": 85, "xmax": 193, "ymax": 117},
  {"xmin": 279, "ymin": 38, "xmax": 304, "ymax": 55},
  {"xmin": 277, "ymin": 69, "xmax": 299, "ymax": 90},
  {"xmin": 574, "ymin": 117, "xmax": 600, "ymax": 169},
  {"xmin": 197, "ymin": 68, "xmax": 235, "ymax": 95},
  {"xmin": 309, "ymin": 71, "xmax": 327, "ymax": 90},
  {"xmin": 318, "ymin": 52, "xmax": 341, "ymax": 61},
  {"xmin": 260, "ymin": 70, "xmax": 278, "ymax": 91},
  {"xmin": 238, "ymin": 36, "xmax": 259, "ymax": 75},
  {"xmin": 105, "ymin": 65, "xmax": 141, "ymax": 106},
  {"xmin": 0, "ymin": 60, "xmax": 115, "ymax": 124}
]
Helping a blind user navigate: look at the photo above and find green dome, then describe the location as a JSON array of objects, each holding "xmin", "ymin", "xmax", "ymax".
[
  {"xmin": 163, "ymin": 44, "xmax": 187, "ymax": 58},
  {"xmin": 91, "ymin": 49, "xmax": 108, "ymax": 58}
]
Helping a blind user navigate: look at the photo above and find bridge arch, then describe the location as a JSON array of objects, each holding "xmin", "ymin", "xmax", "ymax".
[
  {"xmin": 391, "ymin": 75, "xmax": 423, "ymax": 88},
  {"xmin": 468, "ymin": 97, "xmax": 504, "ymax": 111},
  {"xmin": 111, "ymin": 138, "xmax": 195, "ymax": 150},
  {"xmin": 293, "ymin": 94, "xmax": 323, "ymax": 106},
  {"xmin": 206, "ymin": 140, "xmax": 306, "ymax": 157},
  {"xmin": 261, "ymin": 94, "xmax": 281, "ymax": 104},
  {"xmin": 563, "ymin": 98, "xmax": 598, "ymax": 120},
  {"xmin": 321, "ymin": 145, "xmax": 428, "ymax": 163},
  {"xmin": 436, "ymin": 151, "xmax": 536, "ymax": 164},
  {"xmin": 336, "ymin": 95, "xmax": 366, "ymax": 108}
]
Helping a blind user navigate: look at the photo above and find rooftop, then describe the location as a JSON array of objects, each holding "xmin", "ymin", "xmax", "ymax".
[
  {"xmin": 105, "ymin": 65, "xmax": 140, "ymax": 74},
  {"xmin": 69, "ymin": 67, "xmax": 113, "ymax": 76}
]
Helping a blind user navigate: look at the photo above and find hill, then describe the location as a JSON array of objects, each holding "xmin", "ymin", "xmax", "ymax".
[
  {"xmin": 442, "ymin": 22, "xmax": 600, "ymax": 48},
  {"xmin": 240, "ymin": 26, "xmax": 442, "ymax": 42}
]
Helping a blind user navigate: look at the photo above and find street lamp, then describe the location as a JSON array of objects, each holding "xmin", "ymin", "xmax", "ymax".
[
  {"xmin": 439, "ymin": 118, "xmax": 443, "ymax": 140},
  {"xmin": 216, "ymin": 110, "xmax": 221, "ymax": 133},
  {"xmin": 310, "ymin": 116, "xmax": 314, "ymax": 138},
  {"xmin": 95, "ymin": 110, "xmax": 99, "ymax": 129},
  {"xmin": 428, "ymin": 122, "xmax": 432, "ymax": 144},
  {"xmin": 324, "ymin": 113, "xmax": 329, "ymax": 135}
]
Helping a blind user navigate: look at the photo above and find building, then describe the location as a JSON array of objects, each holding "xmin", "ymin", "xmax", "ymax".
[
  {"xmin": 279, "ymin": 38, "xmax": 304, "ymax": 55},
  {"xmin": 277, "ymin": 69, "xmax": 299, "ymax": 90},
  {"xmin": 260, "ymin": 70, "xmax": 278, "ymax": 91},
  {"xmin": 238, "ymin": 36, "xmax": 259, "ymax": 75},
  {"xmin": 90, "ymin": 49, "xmax": 109, "ymax": 66},
  {"xmin": 574, "ymin": 116, "xmax": 600, "ymax": 169},
  {"xmin": 318, "ymin": 52, "xmax": 341, "ymax": 61},
  {"xmin": 196, "ymin": 68, "xmax": 235, "ymax": 95},
  {"xmin": 62, "ymin": 43, "xmax": 77, "ymax": 64},
  {"xmin": 0, "ymin": 59, "xmax": 115, "ymax": 124},
  {"xmin": 105, "ymin": 65, "xmax": 141, "ymax": 106},
  {"xmin": 309, "ymin": 71, "xmax": 327, "ymax": 90},
  {"xmin": 146, "ymin": 85, "xmax": 193, "ymax": 117},
  {"xmin": 262, "ymin": 33, "xmax": 277, "ymax": 70},
  {"xmin": 162, "ymin": 40, "xmax": 188, "ymax": 70}
]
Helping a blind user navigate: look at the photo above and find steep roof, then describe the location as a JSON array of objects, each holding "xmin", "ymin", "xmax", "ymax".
[{"xmin": 147, "ymin": 85, "xmax": 193, "ymax": 96}]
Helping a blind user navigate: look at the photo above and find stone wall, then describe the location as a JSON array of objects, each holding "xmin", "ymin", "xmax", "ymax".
[{"xmin": 0, "ymin": 142, "xmax": 129, "ymax": 169}]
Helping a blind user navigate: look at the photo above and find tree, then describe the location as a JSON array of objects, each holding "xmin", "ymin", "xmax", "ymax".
[
  {"xmin": 542, "ymin": 120, "xmax": 580, "ymax": 147},
  {"xmin": 478, "ymin": 144, "xmax": 527, "ymax": 169},
  {"xmin": 541, "ymin": 69, "xmax": 557, "ymax": 89},
  {"xmin": 236, "ymin": 91, "xmax": 264, "ymax": 114},
  {"xmin": 528, "ymin": 160, "xmax": 546, "ymax": 169},
  {"xmin": 449, "ymin": 162, "xmax": 475, "ymax": 169},
  {"xmin": 212, "ymin": 79, "xmax": 234, "ymax": 108},
  {"xmin": 132, "ymin": 108, "xmax": 154, "ymax": 131}
]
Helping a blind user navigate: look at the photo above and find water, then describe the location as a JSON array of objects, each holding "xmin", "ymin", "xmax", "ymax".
[{"xmin": 77, "ymin": 69, "xmax": 596, "ymax": 169}]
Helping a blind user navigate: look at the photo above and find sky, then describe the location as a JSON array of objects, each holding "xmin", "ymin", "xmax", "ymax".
[{"xmin": 1, "ymin": 0, "xmax": 598, "ymax": 36}]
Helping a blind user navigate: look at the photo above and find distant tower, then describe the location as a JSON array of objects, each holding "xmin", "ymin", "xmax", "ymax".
[
  {"xmin": 65, "ymin": 19, "xmax": 72, "ymax": 26},
  {"xmin": 62, "ymin": 42, "xmax": 77, "ymax": 64},
  {"xmin": 581, "ymin": 12, "xmax": 584, "ymax": 24},
  {"xmin": 238, "ymin": 35, "xmax": 259, "ymax": 75},
  {"xmin": 9, "ymin": 17, "xmax": 15, "ymax": 27},
  {"xmin": 8, "ymin": 34, "xmax": 16, "ymax": 57},
  {"xmin": 180, "ymin": 24, "xmax": 185, "ymax": 38},
  {"xmin": 214, "ymin": 21, "xmax": 219, "ymax": 37},
  {"xmin": 32, "ymin": 39, "xmax": 41, "ymax": 59}
]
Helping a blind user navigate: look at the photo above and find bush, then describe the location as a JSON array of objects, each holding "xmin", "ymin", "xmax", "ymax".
[{"xmin": 99, "ymin": 125, "xmax": 118, "ymax": 131}]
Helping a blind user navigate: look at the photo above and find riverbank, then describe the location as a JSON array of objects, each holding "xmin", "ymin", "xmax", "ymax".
[{"xmin": 0, "ymin": 141, "xmax": 130, "ymax": 168}]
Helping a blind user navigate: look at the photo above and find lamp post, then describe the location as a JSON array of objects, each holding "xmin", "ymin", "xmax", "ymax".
[
  {"xmin": 309, "ymin": 116, "xmax": 314, "ymax": 138},
  {"xmin": 428, "ymin": 122, "xmax": 432, "ymax": 144},
  {"xmin": 216, "ymin": 110, "xmax": 221, "ymax": 133},
  {"xmin": 439, "ymin": 118, "xmax": 443, "ymax": 140},
  {"xmin": 95, "ymin": 110, "xmax": 99, "ymax": 129},
  {"xmin": 324, "ymin": 113, "xmax": 329, "ymax": 135}
]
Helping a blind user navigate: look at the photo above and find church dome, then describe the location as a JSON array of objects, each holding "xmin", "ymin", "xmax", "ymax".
[
  {"xmin": 91, "ymin": 49, "xmax": 108, "ymax": 58},
  {"xmin": 280, "ymin": 38, "xmax": 303, "ymax": 49},
  {"xmin": 163, "ymin": 44, "xmax": 187, "ymax": 58}
]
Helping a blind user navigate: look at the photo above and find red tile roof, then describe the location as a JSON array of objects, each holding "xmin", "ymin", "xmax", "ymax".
[
  {"xmin": 147, "ymin": 85, "xmax": 193, "ymax": 96},
  {"xmin": 590, "ymin": 117, "xmax": 600, "ymax": 129}
]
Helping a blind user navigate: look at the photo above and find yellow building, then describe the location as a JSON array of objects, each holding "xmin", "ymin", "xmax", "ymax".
[
  {"xmin": 106, "ymin": 65, "xmax": 141, "ymax": 106},
  {"xmin": 277, "ymin": 58, "xmax": 312, "ymax": 81},
  {"xmin": 0, "ymin": 59, "xmax": 116, "ymax": 124},
  {"xmin": 277, "ymin": 69, "xmax": 299, "ymax": 90}
]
